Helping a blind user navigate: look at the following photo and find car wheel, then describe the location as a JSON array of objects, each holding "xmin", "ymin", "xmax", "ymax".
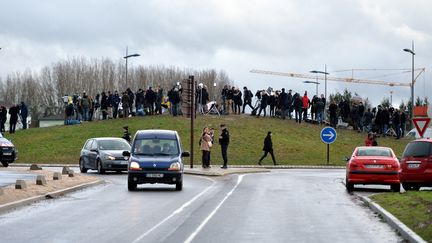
[
  {"xmin": 175, "ymin": 181, "xmax": 183, "ymax": 191},
  {"xmin": 346, "ymin": 178, "xmax": 354, "ymax": 192},
  {"xmin": 128, "ymin": 181, "xmax": 137, "ymax": 191},
  {"xmin": 97, "ymin": 160, "xmax": 105, "ymax": 174},
  {"xmin": 402, "ymin": 183, "xmax": 411, "ymax": 191},
  {"xmin": 391, "ymin": 184, "xmax": 400, "ymax": 192},
  {"xmin": 1, "ymin": 161, "xmax": 8, "ymax": 167},
  {"xmin": 412, "ymin": 185, "xmax": 421, "ymax": 191},
  {"xmin": 79, "ymin": 159, "xmax": 88, "ymax": 173}
]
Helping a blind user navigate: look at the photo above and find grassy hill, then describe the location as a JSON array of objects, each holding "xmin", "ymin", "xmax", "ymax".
[{"xmin": 7, "ymin": 114, "xmax": 412, "ymax": 165}]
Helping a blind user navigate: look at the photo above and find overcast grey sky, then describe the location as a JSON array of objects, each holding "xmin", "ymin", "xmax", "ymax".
[{"xmin": 1, "ymin": 0, "xmax": 431, "ymax": 107}]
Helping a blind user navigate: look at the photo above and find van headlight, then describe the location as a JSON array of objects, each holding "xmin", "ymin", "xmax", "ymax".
[
  {"xmin": 129, "ymin": 162, "xmax": 141, "ymax": 170},
  {"xmin": 168, "ymin": 162, "xmax": 181, "ymax": 171}
]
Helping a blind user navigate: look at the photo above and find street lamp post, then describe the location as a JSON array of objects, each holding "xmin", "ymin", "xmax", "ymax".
[
  {"xmin": 303, "ymin": 80, "xmax": 320, "ymax": 96},
  {"xmin": 403, "ymin": 42, "xmax": 415, "ymax": 129},
  {"xmin": 310, "ymin": 65, "xmax": 329, "ymax": 101},
  {"xmin": 124, "ymin": 47, "xmax": 140, "ymax": 88}
]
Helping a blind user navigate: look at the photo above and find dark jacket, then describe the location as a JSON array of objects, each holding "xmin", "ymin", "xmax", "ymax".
[
  {"xmin": 219, "ymin": 128, "xmax": 230, "ymax": 146},
  {"xmin": 260, "ymin": 93, "xmax": 269, "ymax": 108},
  {"xmin": 263, "ymin": 134, "xmax": 273, "ymax": 152},
  {"xmin": 9, "ymin": 106, "xmax": 19, "ymax": 123}
]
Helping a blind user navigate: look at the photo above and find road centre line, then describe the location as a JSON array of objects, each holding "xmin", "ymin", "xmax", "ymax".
[
  {"xmin": 184, "ymin": 174, "xmax": 245, "ymax": 243},
  {"xmin": 131, "ymin": 176, "xmax": 216, "ymax": 243}
]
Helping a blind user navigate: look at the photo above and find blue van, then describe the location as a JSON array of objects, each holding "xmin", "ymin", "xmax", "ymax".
[{"xmin": 123, "ymin": 130, "xmax": 189, "ymax": 191}]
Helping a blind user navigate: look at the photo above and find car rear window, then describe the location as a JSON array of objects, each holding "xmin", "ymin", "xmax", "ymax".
[
  {"xmin": 402, "ymin": 141, "xmax": 432, "ymax": 157},
  {"xmin": 357, "ymin": 148, "xmax": 392, "ymax": 157}
]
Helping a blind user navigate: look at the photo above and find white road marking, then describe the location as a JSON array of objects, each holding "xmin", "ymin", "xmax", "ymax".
[
  {"xmin": 184, "ymin": 174, "xmax": 245, "ymax": 243},
  {"xmin": 131, "ymin": 176, "xmax": 216, "ymax": 243}
]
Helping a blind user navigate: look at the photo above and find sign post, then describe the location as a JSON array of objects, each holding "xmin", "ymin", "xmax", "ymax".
[
  {"xmin": 181, "ymin": 76, "xmax": 195, "ymax": 168},
  {"xmin": 320, "ymin": 127, "xmax": 337, "ymax": 165}
]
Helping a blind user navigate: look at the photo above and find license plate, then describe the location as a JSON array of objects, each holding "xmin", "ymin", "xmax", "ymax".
[
  {"xmin": 146, "ymin": 173, "xmax": 164, "ymax": 178},
  {"xmin": 3, "ymin": 152, "xmax": 12, "ymax": 156},
  {"xmin": 365, "ymin": 164, "xmax": 384, "ymax": 169},
  {"xmin": 408, "ymin": 164, "xmax": 420, "ymax": 169}
]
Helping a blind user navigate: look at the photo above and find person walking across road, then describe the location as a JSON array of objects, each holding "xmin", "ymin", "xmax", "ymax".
[
  {"xmin": 122, "ymin": 126, "xmax": 131, "ymax": 143},
  {"xmin": 258, "ymin": 131, "xmax": 278, "ymax": 165},
  {"xmin": 219, "ymin": 124, "xmax": 230, "ymax": 169},
  {"xmin": 200, "ymin": 126, "xmax": 212, "ymax": 168}
]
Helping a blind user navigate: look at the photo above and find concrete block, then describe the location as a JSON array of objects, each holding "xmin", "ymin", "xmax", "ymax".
[
  {"xmin": 53, "ymin": 172, "xmax": 62, "ymax": 180},
  {"xmin": 30, "ymin": 164, "xmax": 43, "ymax": 170},
  {"xmin": 15, "ymin": 179, "xmax": 27, "ymax": 189},
  {"xmin": 68, "ymin": 170, "xmax": 75, "ymax": 177},
  {"xmin": 62, "ymin": 166, "xmax": 71, "ymax": 175},
  {"xmin": 36, "ymin": 175, "xmax": 47, "ymax": 185}
]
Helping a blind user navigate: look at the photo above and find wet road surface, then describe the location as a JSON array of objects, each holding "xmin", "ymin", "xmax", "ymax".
[{"xmin": 0, "ymin": 169, "xmax": 402, "ymax": 242}]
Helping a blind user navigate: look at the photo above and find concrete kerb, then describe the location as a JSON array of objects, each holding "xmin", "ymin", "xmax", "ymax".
[
  {"xmin": 11, "ymin": 164, "xmax": 345, "ymax": 169},
  {"xmin": 355, "ymin": 194, "xmax": 427, "ymax": 243},
  {"xmin": 0, "ymin": 179, "xmax": 105, "ymax": 215}
]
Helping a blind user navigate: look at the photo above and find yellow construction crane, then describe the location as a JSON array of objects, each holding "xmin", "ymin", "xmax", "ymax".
[{"xmin": 250, "ymin": 69, "xmax": 425, "ymax": 87}]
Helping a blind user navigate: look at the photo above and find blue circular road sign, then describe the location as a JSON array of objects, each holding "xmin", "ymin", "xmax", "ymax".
[{"xmin": 320, "ymin": 127, "xmax": 337, "ymax": 144}]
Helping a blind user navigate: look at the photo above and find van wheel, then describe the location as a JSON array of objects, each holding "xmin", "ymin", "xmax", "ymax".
[
  {"xmin": 176, "ymin": 181, "xmax": 183, "ymax": 191},
  {"xmin": 1, "ymin": 161, "xmax": 9, "ymax": 167},
  {"xmin": 128, "ymin": 181, "xmax": 137, "ymax": 191},
  {"xmin": 79, "ymin": 159, "xmax": 88, "ymax": 173},
  {"xmin": 391, "ymin": 184, "xmax": 400, "ymax": 192}
]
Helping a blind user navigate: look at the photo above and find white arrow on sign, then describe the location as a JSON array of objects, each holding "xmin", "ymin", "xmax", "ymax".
[{"xmin": 323, "ymin": 131, "xmax": 335, "ymax": 140}]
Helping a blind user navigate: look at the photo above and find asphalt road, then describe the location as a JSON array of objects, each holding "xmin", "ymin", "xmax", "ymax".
[{"xmin": 0, "ymin": 169, "xmax": 402, "ymax": 243}]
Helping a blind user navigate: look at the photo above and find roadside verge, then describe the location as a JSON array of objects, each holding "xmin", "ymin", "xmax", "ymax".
[{"xmin": 355, "ymin": 193, "xmax": 427, "ymax": 243}]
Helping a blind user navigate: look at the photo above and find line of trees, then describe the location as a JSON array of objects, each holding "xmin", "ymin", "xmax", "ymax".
[{"xmin": 0, "ymin": 57, "xmax": 233, "ymax": 121}]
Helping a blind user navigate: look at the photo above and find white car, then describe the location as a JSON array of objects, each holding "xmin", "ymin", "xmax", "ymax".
[{"xmin": 406, "ymin": 128, "xmax": 432, "ymax": 139}]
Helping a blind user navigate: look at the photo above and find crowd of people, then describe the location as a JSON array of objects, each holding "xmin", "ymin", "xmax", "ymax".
[
  {"xmin": 217, "ymin": 84, "xmax": 408, "ymax": 140},
  {"xmin": 64, "ymin": 86, "xmax": 178, "ymax": 122},
  {"xmin": 0, "ymin": 102, "xmax": 28, "ymax": 134}
]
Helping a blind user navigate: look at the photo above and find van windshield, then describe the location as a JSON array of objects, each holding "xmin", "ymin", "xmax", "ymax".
[
  {"xmin": 402, "ymin": 141, "xmax": 432, "ymax": 157},
  {"xmin": 133, "ymin": 138, "xmax": 179, "ymax": 156}
]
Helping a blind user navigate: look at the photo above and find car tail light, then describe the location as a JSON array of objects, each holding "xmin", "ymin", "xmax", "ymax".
[{"xmin": 350, "ymin": 160, "xmax": 358, "ymax": 169}]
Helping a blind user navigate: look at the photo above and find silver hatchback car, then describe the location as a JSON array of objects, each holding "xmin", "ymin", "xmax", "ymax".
[{"xmin": 80, "ymin": 137, "xmax": 131, "ymax": 174}]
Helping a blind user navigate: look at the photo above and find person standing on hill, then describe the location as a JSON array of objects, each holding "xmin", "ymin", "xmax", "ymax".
[
  {"xmin": 8, "ymin": 105, "xmax": 19, "ymax": 134},
  {"xmin": 329, "ymin": 101, "xmax": 338, "ymax": 128},
  {"xmin": 242, "ymin": 87, "xmax": 254, "ymax": 114},
  {"xmin": 258, "ymin": 131, "xmax": 277, "ymax": 166},
  {"xmin": 302, "ymin": 91, "xmax": 310, "ymax": 121},
  {"xmin": 122, "ymin": 91, "xmax": 130, "ymax": 118},
  {"xmin": 219, "ymin": 124, "xmax": 230, "ymax": 169},
  {"xmin": 256, "ymin": 90, "xmax": 269, "ymax": 117},
  {"xmin": 294, "ymin": 93, "xmax": 303, "ymax": 123},
  {"xmin": 0, "ymin": 106, "xmax": 7, "ymax": 132},
  {"xmin": 20, "ymin": 102, "xmax": 28, "ymax": 129}
]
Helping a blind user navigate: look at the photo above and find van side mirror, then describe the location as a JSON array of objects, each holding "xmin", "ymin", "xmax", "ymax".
[
  {"xmin": 123, "ymin": 151, "xmax": 131, "ymax": 157},
  {"xmin": 181, "ymin": 151, "xmax": 190, "ymax": 157}
]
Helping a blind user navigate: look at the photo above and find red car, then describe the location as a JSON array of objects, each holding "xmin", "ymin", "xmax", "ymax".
[
  {"xmin": 345, "ymin": 146, "xmax": 400, "ymax": 192},
  {"xmin": 399, "ymin": 138, "xmax": 432, "ymax": 191}
]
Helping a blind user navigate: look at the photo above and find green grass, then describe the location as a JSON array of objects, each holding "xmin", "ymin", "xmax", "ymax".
[
  {"xmin": 371, "ymin": 192, "xmax": 432, "ymax": 242},
  {"xmin": 6, "ymin": 114, "xmax": 411, "ymax": 165}
]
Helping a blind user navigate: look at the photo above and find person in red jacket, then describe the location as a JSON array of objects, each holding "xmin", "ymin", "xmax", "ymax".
[
  {"xmin": 302, "ymin": 91, "xmax": 310, "ymax": 121},
  {"xmin": 365, "ymin": 132, "xmax": 378, "ymax": 146}
]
